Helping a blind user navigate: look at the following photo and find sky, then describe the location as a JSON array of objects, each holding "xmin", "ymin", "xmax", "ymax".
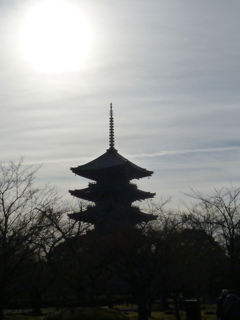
[{"xmin": 1, "ymin": 0, "xmax": 240, "ymax": 208}]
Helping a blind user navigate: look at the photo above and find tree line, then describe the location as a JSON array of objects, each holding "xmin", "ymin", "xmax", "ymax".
[{"xmin": 0, "ymin": 158, "xmax": 240, "ymax": 320}]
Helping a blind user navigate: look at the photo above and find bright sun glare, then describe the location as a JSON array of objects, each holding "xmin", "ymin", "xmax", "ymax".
[{"xmin": 20, "ymin": 0, "xmax": 91, "ymax": 73}]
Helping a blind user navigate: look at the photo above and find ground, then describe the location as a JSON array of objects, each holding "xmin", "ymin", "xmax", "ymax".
[{"xmin": 2, "ymin": 304, "xmax": 218, "ymax": 320}]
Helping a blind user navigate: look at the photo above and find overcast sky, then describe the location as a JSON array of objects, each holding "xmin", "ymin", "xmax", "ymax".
[{"xmin": 1, "ymin": 0, "xmax": 240, "ymax": 207}]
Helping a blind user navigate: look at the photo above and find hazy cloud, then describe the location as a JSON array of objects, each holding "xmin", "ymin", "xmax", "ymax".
[{"xmin": 0, "ymin": 1, "xmax": 240, "ymax": 206}]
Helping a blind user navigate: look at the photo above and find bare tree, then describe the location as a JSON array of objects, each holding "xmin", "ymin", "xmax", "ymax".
[
  {"xmin": 137, "ymin": 199, "xmax": 222, "ymax": 316},
  {"xmin": 25, "ymin": 200, "xmax": 91, "ymax": 313},
  {"xmin": 183, "ymin": 186, "xmax": 240, "ymax": 288},
  {"xmin": 0, "ymin": 158, "xmax": 83, "ymax": 318}
]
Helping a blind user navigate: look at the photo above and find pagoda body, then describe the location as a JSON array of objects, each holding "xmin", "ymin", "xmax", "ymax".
[{"xmin": 68, "ymin": 104, "xmax": 157, "ymax": 232}]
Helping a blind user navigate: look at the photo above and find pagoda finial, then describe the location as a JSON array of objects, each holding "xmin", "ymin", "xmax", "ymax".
[{"xmin": 109, "ymin": 103, "xmax": 115, "ymax": 148}]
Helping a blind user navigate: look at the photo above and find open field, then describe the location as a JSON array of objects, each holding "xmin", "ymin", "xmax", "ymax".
[{"xmin": 2, "ymin": 304, "xmax": 218, "ymax": 320}]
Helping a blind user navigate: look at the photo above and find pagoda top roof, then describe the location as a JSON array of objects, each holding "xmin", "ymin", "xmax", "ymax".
[
  {"xmin": 71, "ymin": 146, "xmax": 153, "ymax": 181},
  {"xmin": 71, "ymin": 104, "xmax": 154, "ymax": 181}
]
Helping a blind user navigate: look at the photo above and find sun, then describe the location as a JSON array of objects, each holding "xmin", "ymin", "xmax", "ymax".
[{"xmin": 20, "ymin": 1, "xmax": 91, "ymax": 73}]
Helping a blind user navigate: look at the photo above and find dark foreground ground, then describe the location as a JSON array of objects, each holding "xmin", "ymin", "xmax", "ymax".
[{"xmin": 2, "ymin": 304, "xmax": 218, "ymax": 320}]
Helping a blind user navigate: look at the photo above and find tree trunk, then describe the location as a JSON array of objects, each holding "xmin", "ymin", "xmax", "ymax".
[
  {"xmin": 0, "ymin": 283, "xmax": 6, "ymax": 320},
  {"xmin": 0, "ymin": 292, "xmax": 4, "ymax": 320},
  {"xmin": 161, "ymin": 294, "xmax": 169, "ymax": 311},
  {"xmin": 172, "ymin": 293, "xmax": 181, "ymax": 320},
  {"xmin": 0, "ymin": 304, "xmax": 3, "ymax": 320},
  {"xmin": 147, "ymin": 301, "xmax": 152, "ymax": 317},
  {"xmin": 31, "ymin": 289, "xmax": 42, "ymax": 316},
  {"xmin": 138, "ymin": 300, "xmax": 148, "ymax": 320}
]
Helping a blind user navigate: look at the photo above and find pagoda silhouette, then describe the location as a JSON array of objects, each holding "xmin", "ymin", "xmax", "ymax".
[{"xmin": 68, "ymin": 104, "xmax": 157, "ymax": 232}]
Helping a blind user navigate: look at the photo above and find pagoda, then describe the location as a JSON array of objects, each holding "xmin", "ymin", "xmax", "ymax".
[{"xmin": 68, "ymin": 104, "xmax": 157, "ymax": 232}]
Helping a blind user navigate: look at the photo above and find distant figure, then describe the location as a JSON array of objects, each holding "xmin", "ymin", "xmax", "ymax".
[
  {"xmin": 223, "ymin": 290, "xmax": 240, "ymax": 320},
  {"xmin": 216, "ymin": 289, "xmax": 228, "ymax": 320}
]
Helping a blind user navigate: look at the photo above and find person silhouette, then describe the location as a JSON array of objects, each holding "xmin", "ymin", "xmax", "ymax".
[
  {"xmin": 222, "ymin": 290, "xmax": 240, "ymax": 320},
  {"xmin": 216, "ymin": 289, "xmax": 229, "ymax": 320}
]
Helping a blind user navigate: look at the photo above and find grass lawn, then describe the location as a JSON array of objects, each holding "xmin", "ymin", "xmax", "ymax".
[
  {"xmin": 2, "ymin": 305, "xmax": 218, "ymax": 320},
  {"xmin": 122, "ymin": 310, "xmax": 217, "ymax": 320}
]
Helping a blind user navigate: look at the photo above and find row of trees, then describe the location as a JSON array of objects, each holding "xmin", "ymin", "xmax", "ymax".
[{"xmin": 0, "ymin": 158, "xmax": 240, "ymax": 320}]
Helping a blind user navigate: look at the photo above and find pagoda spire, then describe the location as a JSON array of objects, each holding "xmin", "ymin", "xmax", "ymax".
[{"xmin": 109, "ymin": 103, "xmax": 115, "ymax": 148}]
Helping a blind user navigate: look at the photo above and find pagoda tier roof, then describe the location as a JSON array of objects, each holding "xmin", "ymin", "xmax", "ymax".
[
  {"xmin": 70, "ymin": 147, "xmax": 153, "ymax": 181},
  {"xmin": 69, "ymin": 185, "xmax": 155, "ymax": 202},
  {"xmin": 68, "ymin": 206, "xmax": 157, "ymax": 225}
]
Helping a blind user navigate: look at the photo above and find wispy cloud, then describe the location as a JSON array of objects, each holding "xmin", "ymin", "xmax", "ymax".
[{"xmin": 130, "ymin": 146, "xmax": 240, "ymax": 159}]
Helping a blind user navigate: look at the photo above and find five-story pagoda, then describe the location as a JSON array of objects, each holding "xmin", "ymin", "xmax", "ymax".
[{"xmin": 68, "ymin": 104, "xmax": 157, "ymax": 232}]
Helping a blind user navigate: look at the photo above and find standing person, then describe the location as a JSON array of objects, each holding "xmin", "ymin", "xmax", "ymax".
[
  {"xmin": 216, "ymin": 290, "xmax": 229, "ymax": 320},
  {"xmin": 222, "ymin": 290, "xmax": 240, "ymax": 320}
]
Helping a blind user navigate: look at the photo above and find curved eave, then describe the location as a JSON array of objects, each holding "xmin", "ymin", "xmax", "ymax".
[
  {"xmin": 68, "ymin": 206, "xmax": 157, "ymax": 224},
  {"xmin": 68, "ymin": 211, "xmax": 96, "ymax": 224},
  {"xmin": 69, "ymin": 188, "xmax": 156, "ymax": 202},
  {"xmin": 69, "ymin": 188, "xmax": 95, "ymax": 202},
  {"xmin": 135, "ymin": 212, "xmax": 158, "ymax": 223},
  {"xmin": 71, "ymin": 148, "xmax": 153, "ymax": 181},
  {"xmin": 71, "ymin": 162, "xmax": 153, "ymax": 181}
]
